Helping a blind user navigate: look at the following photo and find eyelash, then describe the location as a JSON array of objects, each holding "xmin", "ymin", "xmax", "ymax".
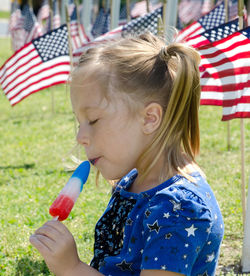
[{"xmin": 89, "ymin": 119, "xmax": 99, "ymax": 125}]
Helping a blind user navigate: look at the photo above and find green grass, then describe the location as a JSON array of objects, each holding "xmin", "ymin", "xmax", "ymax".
[
  {"xmin": 0, "ymin": 11, "xmax": 10, "ymax": 19},
  {"xmin": 0, "ymin": 37, "xmax": 249, "ymax": 275}
]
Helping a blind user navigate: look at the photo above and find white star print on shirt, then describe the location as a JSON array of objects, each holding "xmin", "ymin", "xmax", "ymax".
[
  {"xmin": 169, "ymin": 200, "xmax": 182, "ymax": 212},
  {"xmin": 206, "ymin": 252, "xmax": 215, "ymax": 263},
  {"xmin": 185, "ymin": 224, "xmax": 198, "ymax": 237},
  {"xmin": 163, "ymin": 212, "xmax": 170, "ymax": 219}
]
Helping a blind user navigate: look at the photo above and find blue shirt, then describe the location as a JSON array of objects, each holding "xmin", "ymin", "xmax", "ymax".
[{"xmin": 90, "ymin": 169, "xmax": 224, "ymax": 276}]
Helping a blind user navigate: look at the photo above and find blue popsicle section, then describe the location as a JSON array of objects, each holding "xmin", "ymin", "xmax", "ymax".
[{"xmin": 70, "ymin": 161, "xmax": 91, "ymax": 191}]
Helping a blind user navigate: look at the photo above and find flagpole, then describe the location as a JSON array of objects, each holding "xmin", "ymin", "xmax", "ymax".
[
  {"xmin": 157, "ymin": 13, "xmax": 164, "ymax": 38},
  {"xmin": 82, "ymin": 0, "xmax": 92, "ymax": 34},
  {"xmin": 146, "ymin": 0, "xmax": 150, "ymax": 13},
  {"xmin": 126, "ymin": 0, "xmax": 131, "ymax": 22},
  {"xmin": 65, "ymin": 5, "xmax": 80, "ymax": 160},
  {"xmin": 110, "ymin": 0, "xmax": 121, "ymax": 30},
  {"xmin": 242, "ymin": 176, "xmax": 250, "ymax": 272},
  {"xmin": 238, "ymin": 0, "xmax": 246, "ymax": 227},
  {"xmin": 28, "ymin": 0, "xmax": 33, "ymax": 9},
  {"xmin": 60, "ymin": 0, "xmax": 67, "ymax": 24},
  {"xmin": 163, "ymin": 0, "xmax": 178, "ymax": 42},
  {"xmin": 224, "ymin": 0, "xmax": 231, "ymax": 151},
  {"xmin": 49, "ymin": 0, "xmax": 55, "ymax": 115},
  {"xmin": 75, "ymin": 0, "xmax": 81, "ymax": 36},
  {"xmin": 162, "ymin": 0, "xmax": 167, "ymax": 38},
  {"xmin": 65, "ymin": 7, "xmax": 73, "ymax": 85}
]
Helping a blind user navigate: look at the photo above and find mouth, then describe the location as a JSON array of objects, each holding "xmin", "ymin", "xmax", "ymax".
[{"xmin": 89, "ymin": 157, "xmax": 100, "ymax": 165}]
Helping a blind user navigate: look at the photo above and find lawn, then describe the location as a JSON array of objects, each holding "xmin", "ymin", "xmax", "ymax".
[{"xmin": 0, "ymin": 37, "xmax": 249, "ymax": 275}]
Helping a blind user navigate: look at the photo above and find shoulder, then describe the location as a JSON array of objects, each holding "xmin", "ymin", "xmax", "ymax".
[{"xmin": 145, "ymin": 176, "xmax": 213, "ymax": 224}]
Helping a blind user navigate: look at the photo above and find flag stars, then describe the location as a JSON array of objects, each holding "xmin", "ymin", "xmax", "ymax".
[{"xmin": 185, "ymin": 224, "xmax": 198, "ymax": 237}]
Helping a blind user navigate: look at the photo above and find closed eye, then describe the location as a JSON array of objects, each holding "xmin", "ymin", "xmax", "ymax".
[{"xmin": 89, "ymin": 119, "xmax": 99, "ymax": 125}]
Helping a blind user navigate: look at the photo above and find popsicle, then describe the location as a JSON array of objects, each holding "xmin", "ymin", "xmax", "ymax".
[{"xmin": 49, "ymin": 161, "xmax": 90, "ymax": 221}]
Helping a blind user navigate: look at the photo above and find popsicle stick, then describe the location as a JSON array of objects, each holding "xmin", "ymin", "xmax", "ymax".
[{"xmin": 52, "ymin": 216, "xmax": 59, "ymax": 221}]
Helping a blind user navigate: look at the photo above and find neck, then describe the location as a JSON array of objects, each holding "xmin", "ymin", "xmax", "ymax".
[
  {"xmin": 129, "ymin": 154, "xmax": 174, "ymax": 193},
  {"xmin": 128, "ymin": 153, "xmax": 200, "ymax": 194}
]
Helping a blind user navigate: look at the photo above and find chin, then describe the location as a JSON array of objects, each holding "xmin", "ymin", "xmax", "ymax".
[{"xmin": 100, "ymin": 169, "xmax": 128, "ymax": 182}]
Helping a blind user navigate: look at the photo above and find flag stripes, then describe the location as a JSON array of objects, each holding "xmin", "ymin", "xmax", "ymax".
[
  {"xmin": 198, "ymin": 27, "xmax": 250, "ymax": 120},
  {"xmin": 0, "ymin": 25, "xmax": 70, "ymax": 106}
]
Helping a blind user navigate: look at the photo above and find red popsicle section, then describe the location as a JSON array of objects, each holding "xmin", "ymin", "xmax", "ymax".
[{"xmin": 49, "ymin": 194, "xmax": 74, "ymax": 221}]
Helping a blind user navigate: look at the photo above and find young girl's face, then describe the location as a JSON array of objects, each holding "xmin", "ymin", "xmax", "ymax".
[{"xmin": 70, "ymin": 74, "xmax": 150, "ymax": 181}]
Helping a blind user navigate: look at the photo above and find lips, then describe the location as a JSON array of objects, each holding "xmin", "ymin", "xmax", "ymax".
[{"xmin": 89, "ymin": 157, "xmax": 100, "ymax": 165}]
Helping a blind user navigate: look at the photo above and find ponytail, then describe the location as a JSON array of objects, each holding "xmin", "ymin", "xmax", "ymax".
[{"xmin": 136, "ymin": 42, "xmax": 201, "ymax": 183}]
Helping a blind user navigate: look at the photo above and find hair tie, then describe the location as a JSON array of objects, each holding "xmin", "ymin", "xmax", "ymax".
[{"xmin": 159, "ymin": 46, "xmax": 171, "ymax": 62}]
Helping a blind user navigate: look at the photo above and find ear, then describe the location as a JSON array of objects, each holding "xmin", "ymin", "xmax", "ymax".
[{"xmin": 142, "ymin": 102, "xmax": 163, "ymax": 135}]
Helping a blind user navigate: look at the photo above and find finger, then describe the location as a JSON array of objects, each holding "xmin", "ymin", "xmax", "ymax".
[
  {"xmin": 35, "ymin": 224, "xmax": 61, "ymax": 242},
  {"xmin": 44, "ymin": 220, "xmax": 72, "ymax": 236},
  {"xmin": 30, "ymin": 234, "xmax": 54, "ymax": 255}
]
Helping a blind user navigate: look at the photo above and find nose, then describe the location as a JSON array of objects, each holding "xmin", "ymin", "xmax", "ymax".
[{"xmin": 77, "ymin": 124, "xmax": 90, "ymax": 146}]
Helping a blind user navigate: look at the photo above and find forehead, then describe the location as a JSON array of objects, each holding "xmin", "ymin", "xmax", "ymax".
[{"xmin": 70, "ymin": 72, "xmax": 108, "ymax": 110}]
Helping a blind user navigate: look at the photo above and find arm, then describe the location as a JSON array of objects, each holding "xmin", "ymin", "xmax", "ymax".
[{"xmin": 29, "ymin": 220, "xmax": 103, "ymax": 276}]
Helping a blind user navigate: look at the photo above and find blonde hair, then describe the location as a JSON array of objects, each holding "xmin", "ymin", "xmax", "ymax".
[{"xmin": 72, "ymin": 33, "xmax": 201, "ymax": 184}]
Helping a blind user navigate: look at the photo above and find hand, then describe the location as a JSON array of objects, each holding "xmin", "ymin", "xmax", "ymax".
[{"xmin": 30, "ymin": 220, "xmax": 81, "ymax": 275}]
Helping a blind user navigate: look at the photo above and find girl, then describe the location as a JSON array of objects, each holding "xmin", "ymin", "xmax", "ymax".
[{"xmin": 30, "ymin": 33, "xmax": 224, "ymax": 276}]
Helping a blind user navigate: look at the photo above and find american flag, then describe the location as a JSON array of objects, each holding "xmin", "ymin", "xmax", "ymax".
[
  {"xmin": 91, "ymin": 8, "xmax": 110, "ymax": 38},
  {"xmin": 228, "ymin": 0, "xmax": 238, "ymax": 20},
  {"xmin": 37, "ymin": 0, "xmax": 50, "ymax": 22},
  {"xmin": 178, "ymin": 0, "xmax": 203, "ymax": 25},
  {"xmin": 22, "ymin": 4, "xmax": 43, "ymax": 44},
  {"xmin": 130, "ymin": 0, "xmax": 162, "ymax": 18},
  {"xmin": 198, "ymin": 27, "xmax": 250, "ymax": 121},
  {"xmin": 176, "ymin": 1, "xmax": 225, "ymax": 42},
  {"xmin": 69, "ymin": 2, "xmax": 90, "ymax": 52},
  {"xmin": 186, "ymin": 19, "xmax": 239, "ymax": 48},
  {"xmin": 45, "ymin": 0, "xmax": 61, "ymax": 32},
  {"xmin": 201, "ymin": 0, "xmax": 212, "ymax": 16},
  {"xmin": 53, "ymin": 0, "xmax": 61, "ymax": 29},
  {"xmin": 9, "ymin": 1, "xmax": 25, "ymax": 51},
  {"xmin": 73, "ymin": 7, "xmax": 163, "ymax": 66},
  {"xmin": 0, "ymin": 25, "xmax": 70, "ymax": 106},
  {"xmin": 118, "ymin": 4, "xmax": 127, "ymax": 26}
]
